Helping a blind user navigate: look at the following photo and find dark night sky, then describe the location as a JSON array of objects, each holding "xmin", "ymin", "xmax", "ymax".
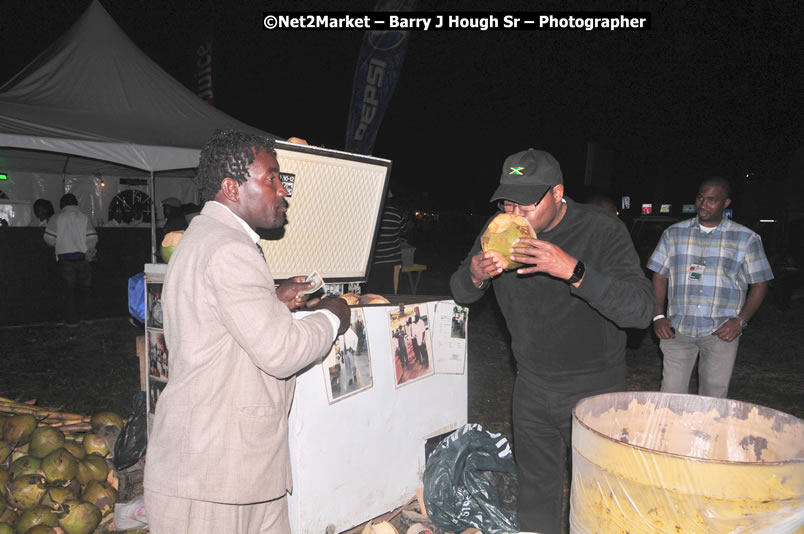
[{"xmin": 1, "ymin": 0, "xmax": 802, "ymax": 214}]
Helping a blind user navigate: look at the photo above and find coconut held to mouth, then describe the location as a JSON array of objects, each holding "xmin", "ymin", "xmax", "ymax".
[{"xmin": 480, "ymin": 213, "xmax": 538, "ymax": 270}]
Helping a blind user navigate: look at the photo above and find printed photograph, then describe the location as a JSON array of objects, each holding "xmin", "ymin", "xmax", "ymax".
[
  {"xmin": 388, "ymin": 303, "xmax": 434, "ymax": 387},
  {"xmin": 451, "ymin": 305, "xmax": 468, "ymax": 339},
  {"xmin": 148, "ymin": 380, "xmax": 166, "ymax": 414},
  {"xmin": 148, "ymin": 329, "xmax": 169, "ymax": 381},
  {"xmin": 322, "ymin": 308, "xmax": 373, "ymax": 403},
  {"xmin": 147, "ymin": 282, "xmax": 163, "ymax": 329},
  {"xmin": 432, "ymin": 301, "xmax": 468, "ymax": 375}
]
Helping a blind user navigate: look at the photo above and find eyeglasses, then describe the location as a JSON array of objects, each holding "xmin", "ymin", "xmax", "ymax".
[
  {"xmin": 497, "ymin": 200, "xmax": 539, "ymax": 213},
  {"xmin": 497, "ymin": 187, "xmax": 552, "ymax": 213}
]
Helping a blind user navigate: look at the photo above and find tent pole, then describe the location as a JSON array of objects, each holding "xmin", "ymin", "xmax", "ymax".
[
  {"xmin": 61, "ymin": 155, "xmax": 71, "ymax": 193},
  {"xmin": 149, "ymin": 170, "xmax": 157, "ymax": 263}
]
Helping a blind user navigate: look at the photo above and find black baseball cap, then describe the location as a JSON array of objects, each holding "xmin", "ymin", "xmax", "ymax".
[{"xmin": 490, "ymin": 149, "xmax": 563, "ymax": 205}]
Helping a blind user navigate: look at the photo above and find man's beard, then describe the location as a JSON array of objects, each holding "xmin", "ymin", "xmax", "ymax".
[{"xmin": 257, "ymin": 213, "xmax": 287, "ymax": 241}]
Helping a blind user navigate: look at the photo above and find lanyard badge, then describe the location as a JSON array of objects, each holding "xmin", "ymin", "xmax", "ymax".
[{"xmin": 689, "ymin": 259, "xmax": 706, "ymax": 281}]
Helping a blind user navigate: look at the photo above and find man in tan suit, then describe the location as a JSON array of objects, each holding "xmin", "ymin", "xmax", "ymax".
[{"xmin": 144, "ymin": 130, "xmax": 350, "ymax": 533}]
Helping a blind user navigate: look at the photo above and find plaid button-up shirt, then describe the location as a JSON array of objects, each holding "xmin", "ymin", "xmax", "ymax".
[{"xmin": 647, "ymin": 216, "xmax": 773, "ymax": 337}]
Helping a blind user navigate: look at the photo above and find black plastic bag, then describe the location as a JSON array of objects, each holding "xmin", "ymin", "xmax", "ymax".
[
  {"xmin": 114, "ymin": 391, "xmax": 148, "ymax": 470},
  {"xmin": 423, "ymin": 423, "xmax": 519, "ymax": 534}
]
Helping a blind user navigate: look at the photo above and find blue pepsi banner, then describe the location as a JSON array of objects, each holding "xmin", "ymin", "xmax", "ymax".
[{"xmin": 345, "ymin": 0, "xmax": 417, "ymax": 155}]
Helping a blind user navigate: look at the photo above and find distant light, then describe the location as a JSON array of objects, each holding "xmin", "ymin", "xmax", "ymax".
[
  {"xmin": 100, "ymin": 180, "xmax": 106, "ymax": 187},
  {"xmin": 0, "ymin": 173, "xmax": 7, "ymax": 180},
  {"xmin": 759, "ymin": 219, "xmax": 776, "ymax": 223}
]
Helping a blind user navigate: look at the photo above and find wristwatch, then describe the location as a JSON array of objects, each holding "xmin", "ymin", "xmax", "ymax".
[
  {"xmin": 735, "ymin": 317, "xmax": 749, "ymax": 328},
  {"xmin": 567, "ymin": 260, "xmax": 585, "ymax": 284}
]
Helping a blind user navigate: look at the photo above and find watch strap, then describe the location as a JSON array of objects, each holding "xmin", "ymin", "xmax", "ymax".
[{"xmin": 568, "ymin": 260, "xmax": 585, "ymax": 284}]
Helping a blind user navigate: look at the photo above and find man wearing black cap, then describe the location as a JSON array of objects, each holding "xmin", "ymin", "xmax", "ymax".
[{"xmin": 450, "ymin": 149, "xmax": 654, "ymax": 533}]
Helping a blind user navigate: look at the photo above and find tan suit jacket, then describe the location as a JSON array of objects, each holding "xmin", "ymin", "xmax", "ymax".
[{"xmin": 144, "ymin": 202, "xmax": 334, "ymax": 504}]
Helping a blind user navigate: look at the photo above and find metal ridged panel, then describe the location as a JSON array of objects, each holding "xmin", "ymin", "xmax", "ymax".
[{"xmin": 258, "ymin": 145, "xmax": 390, "ymax": 280}]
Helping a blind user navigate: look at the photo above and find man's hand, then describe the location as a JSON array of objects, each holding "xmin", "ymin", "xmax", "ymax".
[
  {"xmin": 310, "ymin": 297, "xmax": 351, "ymax": 335},
  {"xmin": 469, "ymin": 251, "xmax": 503, "ymax": 288},
  {"xmin": 714, "ymin": 318, "xmax": 743, "ymax": 342},
  {"xmin": 653, "ymin": 317, "xmax": 676, "ymax": 339},
  {"xmin": 509, "ymin": 238, "xmax": 577, "ymax": 281},
  {"xmin": 277, "ymin": 276, "xmax": 315, "ymax": 310}
]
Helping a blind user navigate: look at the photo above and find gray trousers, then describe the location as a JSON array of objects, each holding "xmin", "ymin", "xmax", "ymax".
[{"xmin": 659, "ymin": 332, "xmax": 740, "ymax": 398}]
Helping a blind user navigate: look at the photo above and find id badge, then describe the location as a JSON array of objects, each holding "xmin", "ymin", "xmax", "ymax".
[{"xmin": 689, "ymin": 262, "xmax": 706, "ymax": 281}]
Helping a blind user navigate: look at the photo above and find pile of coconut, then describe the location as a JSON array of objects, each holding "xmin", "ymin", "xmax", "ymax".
[{"xmin": 0, "ymin": 397, "xmax": 129, "ymax": 534}]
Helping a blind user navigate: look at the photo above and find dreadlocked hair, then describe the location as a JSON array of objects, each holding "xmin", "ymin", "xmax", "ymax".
[{"xmin": 196, "ymin": 129, "xmax": 277, "ymax": 202}]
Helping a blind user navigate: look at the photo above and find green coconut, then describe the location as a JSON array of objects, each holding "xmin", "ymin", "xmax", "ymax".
[
  {"xmin": 8, "ymin": 458, "xmax": 40, "ymax": 480},
  {"xmin": 80, "ymin": 481, "xmax": 117, "ymax": 517},
  {"xmin": 28, "ymin": 429, "xmax": 65, "ymax": 460},
  {"xmin": 40, "ymin": 485, "xmax": 77, "ymax": 511},
  {"xmin": 0, "ymin": 442, "xmax": 11, "ymax": 465},
  {"xmin": 0, "ymin": 506, "xmax": 18, "ymax": 527},
  {"xmin": 23, "ymin": 525, "xmax": 57, "ymax": 534},
  {"xmin": 57, "ymin": 500, "xmax": 101, "ymax": 534},
  {"xmin": 75, "ymin": 455, "xmax": 107, "ymax": 487},
  {"xmin": 0, "ymin": 468, "xmax": 9, "ymax": 498},
  {"xmin": 61, "ymin": 442, "xmax": 84, "ymax": 461},
  {"xmin": 5, "ymin": 475, "xmax": 46, "ymax": 511},
  {"xmin": 15, "ymin": 505, "xmax": 58, "ymax": 534},
  {"xmin": 2, "ymin": 416, "xmax": 36, "ymax": 447},
  {"xmin": 89, "ymin": 412, "xmax": 123, "ymax": 434},
  {"xmin": 0, "ymin": 522, "xmax": 14, "ymax": 534},
  {"xmin": 161, "ymin": 231, "xmax": 184, "ymax": 263},
  {"xmin": 81, "ymin": 434, "xmax": 108, "ymax": 458},
  {"xmin": 8, "ymin": 443, "xmax": 28, "ymax": 464},
  {"xmin": 40, "ymin": 449, "xmax": 78, "ymax": 485},
  {"xmin": 480, "ymin": 213, "xmax": 537, "ymax": 270}
]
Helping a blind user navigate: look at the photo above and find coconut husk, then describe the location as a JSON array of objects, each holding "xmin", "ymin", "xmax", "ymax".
[
  {"xmin": 338, "ymin": 293, "xmax": 361, "ymax": 306},
  {"xmin": 480, "ymin": 213, "xmax": 537, "ymax": 270},
  {"xmin": 359, "ymin": 294, "xmax": 390, "ymax": 306}
]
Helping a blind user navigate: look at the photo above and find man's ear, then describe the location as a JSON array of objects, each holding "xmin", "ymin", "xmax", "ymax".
[
  {"xmin": 552, "ymin": 184, "xmax": 565, "ymax": 203},
  {"xmin": 220, "ymin": 177, "xmax": 240, "ymax": 202},
  {"xmin": 724, "ymin": 197, "xmax": 732, "ymax": 209}
]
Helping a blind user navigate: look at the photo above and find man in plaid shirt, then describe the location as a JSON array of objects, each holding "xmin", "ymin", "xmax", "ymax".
[{"xmin": 647, "ymin": 177, "xmax": 773, "ymax": 398}]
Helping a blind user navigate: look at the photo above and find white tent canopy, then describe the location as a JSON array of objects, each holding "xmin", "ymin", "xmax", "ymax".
[
  {"xmin": 0, "ymin": 0, "xmax": 276, "ymax": 173},
  {"xmin": 0, "ymin": 0, "xmax": 278, "ymax": 259}
]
